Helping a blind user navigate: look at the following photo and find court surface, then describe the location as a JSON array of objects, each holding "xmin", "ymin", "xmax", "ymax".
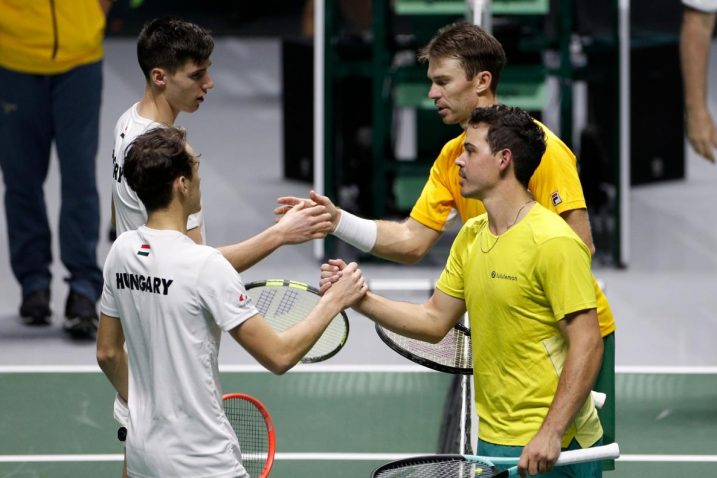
[
  {"xmin": 1, "ymin": 37, "xmax": 717, "ymax": 477},
  {"xmin": 1, "ymin": 367, "xmax": 716, "ymax": 478}
]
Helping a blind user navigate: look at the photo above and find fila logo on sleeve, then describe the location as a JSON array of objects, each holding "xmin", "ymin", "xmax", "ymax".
[{"xmin": 551, "ymin": 191, "xmax": 563, "ymax": 207}]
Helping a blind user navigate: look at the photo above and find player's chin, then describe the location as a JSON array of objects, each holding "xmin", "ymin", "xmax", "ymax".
[{"xmin": 438, "ymin": 109, "xmax": 460, "ymax": 125}]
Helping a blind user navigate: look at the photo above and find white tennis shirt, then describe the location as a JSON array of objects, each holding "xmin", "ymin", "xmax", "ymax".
[
  {"xmin": 112, "ymin": 103, "xmax": 205, "ymax": 237},
  {"xmin": 683, "ymin": 0, "xmax": 717, "ymax": 11},
  {"xmin": 101, "ymin": 227, "xmax": 258, "ymax": 478}
]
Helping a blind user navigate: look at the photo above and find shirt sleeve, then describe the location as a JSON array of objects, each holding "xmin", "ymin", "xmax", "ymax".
[
  {"xmin": 535, "ymin": 236, "xmax": 597, "ymax": 321},
  {"xmin": 529, "ymin": 123, "xmax": 587, "ymax": 216},
  {"xmin": 682, "ymin": 0, "xmax": 717, "ymax": 12},
  {"xmin": 410, "ymin": 136, "xmax": 463, "ymax": 232},
  {"xmin": 196, "ymin": 252, "xmax": 259, "ymax": 332}
]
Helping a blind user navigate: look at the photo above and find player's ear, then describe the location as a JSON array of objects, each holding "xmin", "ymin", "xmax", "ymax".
[
  {"xmin": 498, "ymin": 148, "xmax": 512, "ymax": 170},
  {"xmin": 473, "ymin": 71, "xmax": 492, "ymax": 95},
  {"xmin": 174, "ymin": 176, "xmax": 188, "ymax": 196},
  {"xmin": 150, "ymin": 68, "xmax": 166, "ymax": 88}
]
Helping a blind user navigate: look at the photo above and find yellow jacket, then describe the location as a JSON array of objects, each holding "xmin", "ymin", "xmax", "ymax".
[{"xmin": 0, "ymin": 0, "xmax": 105, "ymax": 74}]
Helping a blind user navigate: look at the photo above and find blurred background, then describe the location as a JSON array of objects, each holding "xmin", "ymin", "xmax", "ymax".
[{"xmin": 1, "ymin": 1, "xmax": 716, "ymax": 477}]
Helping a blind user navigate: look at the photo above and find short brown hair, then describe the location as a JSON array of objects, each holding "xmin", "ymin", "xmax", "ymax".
[
  {"xmin": 123, "ymin": 127, "xmax": 194, "ymax": 212},
  {"xmin": 418, "ymin": 21, "xmax": 506, "ymax": 93},
  {"xmin": 468, "ymin": 105, "xmax": 546, "ymax": 188}
]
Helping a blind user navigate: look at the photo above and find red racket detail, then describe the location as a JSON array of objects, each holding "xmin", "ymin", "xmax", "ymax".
[{"xmin": 223, "ymin": 393, "xmax": 276, "ymax": 478}]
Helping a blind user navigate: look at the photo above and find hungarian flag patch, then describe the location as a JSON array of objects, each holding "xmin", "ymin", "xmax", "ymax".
[{"xmin": 137, "ymin": 244, "xmax": 151, "ymax": 257}]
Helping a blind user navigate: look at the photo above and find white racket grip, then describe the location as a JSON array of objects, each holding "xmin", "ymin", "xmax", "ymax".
[
  {"xmin": 554, "ymin": 442, "xmax": 620, "ymax": 466},
  {"xmin": 591, "ymin": 390, "xmax": 607, "ymax": 410}
]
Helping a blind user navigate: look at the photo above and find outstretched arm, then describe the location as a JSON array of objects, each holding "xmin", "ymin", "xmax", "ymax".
[
  {"xmin": 277, "ymin": 191, "xmax": 443, "ymax": 264},
  {"xmin": 681, "ymin": 7, "xmax": 717, "ymax": 162},
  {"xmin": 218, "ymin": 201, "xmax": 332, "ymax": 272},
  {"xmin": 229, "ymin": 262, "xmax": 367, "ymax": 374},
  {"xmin": 321, "ymin": 258, "xmax": 464, "ymax": 342}
]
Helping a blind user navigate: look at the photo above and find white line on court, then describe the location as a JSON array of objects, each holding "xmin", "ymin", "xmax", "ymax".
[
  {"xmin": 615, "ymin": 366, "xmax": 717, "ymax": 374},
  {"xmin": 2, "ymin": 365, "xmax": 717, "ymax": 374},
  {"xmin": 0, "ymin": 364, "xmax": 435, "ymax": 374},
  {"xmin": 2, "ymin": 454, "xmax": 717, "ymax": 463}
]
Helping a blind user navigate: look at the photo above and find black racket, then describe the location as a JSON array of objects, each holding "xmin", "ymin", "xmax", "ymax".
[
  {"xmin": 245, "ymin": 279, "xmax": 349, "ymax": 363},
  {"xmin": 375, "ymin": 323, "xmax": 607, "ymax": 408},
  {"xmin": 375, "ymin": 323, "xmax": 472, "ymax": 375},
  {"xmin": 371, "ymin": 443, "xmax": 620, "ymax": 478}
]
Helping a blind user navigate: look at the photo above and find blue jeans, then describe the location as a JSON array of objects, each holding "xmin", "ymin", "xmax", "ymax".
[
  {"xmin": 478, "ymin": 437, "xmax": 603, "ymax": 478},
  {"xmin": 0, "ymin": 62, "xmax": 103, "ymax": 301}
]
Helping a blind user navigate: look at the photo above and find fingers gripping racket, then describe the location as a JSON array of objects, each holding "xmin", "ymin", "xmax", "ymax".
[
  {"xmin": 375, "ymin": 323, "xmax": 608, "ymax": 409},
  {"xmin": 245, "ymin": 280, "xmax": 349, "ymax": 363},
  {"xmin": 371, "ymin": 442, "xmax": 620, "ymax": 478},
  {"xmin": 223, "ymin": 393, "xmax": 276, "ymax": 478}
]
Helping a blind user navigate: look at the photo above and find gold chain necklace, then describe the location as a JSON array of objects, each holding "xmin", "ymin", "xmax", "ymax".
[{"xmin": 480, "ymin": 199, "xmax": 535, "ymax": 253}]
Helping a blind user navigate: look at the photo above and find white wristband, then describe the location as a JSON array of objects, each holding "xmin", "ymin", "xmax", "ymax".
[{"xmin": 332, "ymin": 210, "xmax": 377, "ymax": 253}]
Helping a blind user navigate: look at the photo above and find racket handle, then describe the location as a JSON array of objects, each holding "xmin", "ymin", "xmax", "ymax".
[
  {"xmin": 554, "ymin": 442, "xmax": 620, "ymax": 466},
  {"xmin": 591, "ymin": 390, "xmax": 607, "ymax": 410}
]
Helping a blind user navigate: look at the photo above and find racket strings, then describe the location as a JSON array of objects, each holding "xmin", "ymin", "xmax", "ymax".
[
  {"xmin": 249, "ymin": 286, "xmax": 347, "ymax": 361},
  {"xmin": 381, "ymin": 327, "xmax": 472, "ymax": 370},
  {"xmin": 374, "ymin": 458, "xmax": 497, "ymax": 478},
  {"xmin": 225, "ymin": 398, "xmax": 270, "ymax": 477},
  {"xmin": 253, "ymin": 289, "xmax": 278, "ymax": 317}
]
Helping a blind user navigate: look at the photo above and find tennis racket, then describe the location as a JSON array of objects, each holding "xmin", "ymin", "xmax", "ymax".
[
  {"xmin": 371, "ymin": 442, "xmax": 620, "ymax": 477},
  {"xmin": 375, "ymin": 323, "xmax": 608, "ymax": 409},
  {"xmin": 245, "ymin": 279, "xmax": 349, "ymax": 363},
  {"xmin": 223, "ymin": 393, "xmax": 276, "ymax": 478},
  {"xmin": 376, "ymin": 323, "xmax": 472, "ymax": 375}
]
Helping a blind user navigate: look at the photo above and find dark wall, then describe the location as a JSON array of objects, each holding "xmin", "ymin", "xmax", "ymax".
[{"xmin": 107, "ymin": 0, "xmax": 306, "ymax": 37}]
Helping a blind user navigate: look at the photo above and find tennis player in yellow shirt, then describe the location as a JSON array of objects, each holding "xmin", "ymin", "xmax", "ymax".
[
  {"xmin": 324, "ymin": 105, "xmax": 604, "ymax": 477},
  {"xmin": 278, "ymin": 20, "xmax": 616, "ymax": 448},
  {"xmin": 281, "ymin": 21, "xmax": 614, "ymax": 336}
]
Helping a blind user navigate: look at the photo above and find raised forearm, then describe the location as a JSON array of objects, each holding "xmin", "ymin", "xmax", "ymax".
[
  {"xmin": 681, "ymin": 10, "xmax": 716, "ymax": 116},
  {"xmin": 371, "ymin": 218, "xmax": 441, "ymax": 264},
  {"xmin": 217, "ymin": 225, "xmax": 284, "ymax": 272},
  {"xmin": 357, "ymin": 291, "xmax": 453, "ymax": 343},
  {"xmin": 270, "ymin": 298, "xmax": 344, "ymax": 372}
]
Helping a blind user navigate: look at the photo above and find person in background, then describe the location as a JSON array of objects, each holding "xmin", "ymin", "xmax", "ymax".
[
  {"xmin": 0, "ymin": 0, "xmax": 112, "ymax": 338},
  {"xmin": 681, "ymin": 0, "xmax": 717, "ymax": 162}
]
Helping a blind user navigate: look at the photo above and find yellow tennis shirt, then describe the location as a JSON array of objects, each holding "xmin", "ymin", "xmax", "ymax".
[
  {"xmin": 411, "ymin": 123, "xmax": 615, "ymax": 337},
  {"xmin": 436, "ymin": 204, "xmax": 603, "ymax": 448},
  {"xmin": 0, "ymin": 0, "xmax": 105, "ymax": 74}
]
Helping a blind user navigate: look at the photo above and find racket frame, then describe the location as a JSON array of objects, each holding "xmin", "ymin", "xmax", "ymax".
[
  {"xmin": 245, "ymin": 279, "xmax": 350, "ymax": 363},
  {"xmin": 374, "ymin": 322, "xmax": 472, "ymax": 375},
  {"xmin": 371, "ymin": 442, "xmax": 620, "ymax": 478},
  {"xmin": 223, "ymin": 392, "xmax": 276, "ymax": 478},
  {"xmin": 375, "ymin": 322, "xmax": 607, "ymax": 410}
]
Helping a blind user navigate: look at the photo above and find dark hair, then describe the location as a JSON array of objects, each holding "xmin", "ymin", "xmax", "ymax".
[
  {"xmin": 137, "ymin": 17, "xmax": 214, "ymax": 80},
  {"xmin": 418, "ymin": 21, "xmax": 506, "ymax": 93},
  {"xmin": 468, "ymin": 105, "xmax": 546, "ymax": 188},
  {"xmin": 123, "ymin": 127, "xmax": 194, "ymax": 212}
]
